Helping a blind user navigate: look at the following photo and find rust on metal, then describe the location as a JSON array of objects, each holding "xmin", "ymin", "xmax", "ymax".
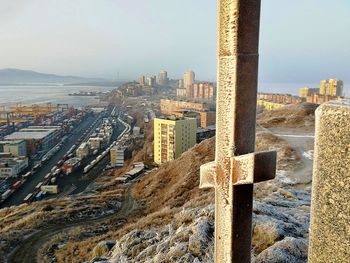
[
  {"xmin": 199, "ymin": 0, "xmax": 276, "ymax": 262},
  {"xmin": 216, "ymin": 159, "xmax": 231, "ymax": 186}
]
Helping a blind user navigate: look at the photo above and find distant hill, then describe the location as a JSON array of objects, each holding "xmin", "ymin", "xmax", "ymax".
[{"xmin": 0, "ymin": 68, "xmax": 107, "ymax": 85}]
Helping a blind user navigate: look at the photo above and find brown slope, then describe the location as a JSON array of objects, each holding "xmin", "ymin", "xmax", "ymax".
[
  {"xmin": 52, "ymin": 132, "xmax": 300, "ymax": 261},
  {"xmin": 132, "ymin": 136, "xmax": 216, "ymax": 213},
  {"xmin": 257, "ymin": 102, "xmax": 318, "ymax": 129},
  {"xmin": 131, "ymin": 130, "xmax": 299, "ymax": 216}
]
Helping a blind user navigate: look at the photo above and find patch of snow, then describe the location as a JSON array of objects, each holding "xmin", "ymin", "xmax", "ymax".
[
  {"xmin": 302, "ymin": 150, "xmax": 314, "ymax": 160},
  {"xmin": 57, "ymin": 243, "xmax": 66, "ymax": 249},
  {"xmin": 276, "ymin": 170, "xmax": 295, "ymax": 185}
]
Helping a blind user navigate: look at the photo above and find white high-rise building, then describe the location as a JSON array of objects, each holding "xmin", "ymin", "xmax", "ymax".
[
  {"xmin": 147, "ymin": 75, "xmax": 156, "ymax": 86},
  {"xmin": 139, "ymin": 75, "xmax": 145, "ymax": 86},
  {"xmin": 184, "ymin": 71, "xmax": 195, "ymax": 97},
  {"xmin": 158, "ymin": 70, "xmax": 168, "ymax": 86}
]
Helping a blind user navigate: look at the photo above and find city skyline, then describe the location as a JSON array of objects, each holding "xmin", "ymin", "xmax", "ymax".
[
  {"xmin": 1, "ymin": 0, "xmax": 349, "ymax": 86},
  {"xmin": 0, "ymin": 1, "xmax": 349, "ymax": 262}
]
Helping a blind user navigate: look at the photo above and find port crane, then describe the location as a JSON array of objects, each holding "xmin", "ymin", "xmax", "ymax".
[{"xmin": 0, "ymin": 103, "xmax": 57, "ymax": 124}]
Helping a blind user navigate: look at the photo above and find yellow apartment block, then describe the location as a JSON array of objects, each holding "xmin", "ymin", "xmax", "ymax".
[
  {"xmin": 299, "ymin": 87, "xmax": 319, "ymax": 98},
  {"xmin": 160, "ymin": 99, "xmax": 210, "ymax": 115},
  {"xmin": 154, "ymin": 117, "xmax": 197, "ymax": 165},
  {"xmin": 320, "ymin": 79, "xmax": 343, "ymax": 97},
  {"xmin": 299, "ymin": 87, "xmax": 310, "ymax": 98},
  {"xmin": 257, "ymin": 99, "xmax": 286, "ymax": 111}
]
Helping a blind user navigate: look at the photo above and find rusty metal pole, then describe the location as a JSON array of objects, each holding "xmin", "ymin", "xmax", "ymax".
[{"xmin": 200, "ymin": 0, "xmax": 276, "ymax": 262}]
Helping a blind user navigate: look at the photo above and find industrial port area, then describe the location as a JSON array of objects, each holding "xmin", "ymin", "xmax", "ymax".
[
  {"xmin": 2, "ymin": 2, "xmax": 350, "ymax": 262},
  {"xmin": 0, "ymin": 102, "xmax": 138, "ymax": 208}
]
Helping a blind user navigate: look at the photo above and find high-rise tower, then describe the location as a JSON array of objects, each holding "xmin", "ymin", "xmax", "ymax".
[
  {"xmin": 320, "ymin": 79, "xmax": 343, "ymax": 97},
  {"xmin": 184, "ymin": 71, "xmax": 195, "ymax": 97},
  {"xmin": 158, "ymin": 70, "xmax": 168, "ymax": 86}
]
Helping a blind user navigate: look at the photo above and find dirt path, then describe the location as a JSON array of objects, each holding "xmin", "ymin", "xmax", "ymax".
[
  {"xmin": 258, "ymin": 125, "xmax": 315, "ymax": 186},
  {"xmin": 8, "ymin": 184, "xmax": 136, "ymax": 263}
]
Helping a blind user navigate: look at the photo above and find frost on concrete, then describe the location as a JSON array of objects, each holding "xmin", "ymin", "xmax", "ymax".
[{"xmin": 308, "ymin": 100, "xmax": 350, "ymax": 262}]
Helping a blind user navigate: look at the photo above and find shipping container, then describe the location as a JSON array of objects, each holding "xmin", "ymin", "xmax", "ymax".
[
  {"xmin": 114, "ymin": 177, "xmax": 128, "ymax": 183},
  {"xmin": 62, "ymin": 158, "xmax": 81, "ymax": 175},
  {"xmin": 44, "ymin": 173, "xmax": 51, "ymax": 182},
  {"xmin": 83, "ymin": 165, "xmax": 92, "ymax": 174},
  {"xmin": 41, "ymin": 185, "xmax": 58, "ymax": 194},
  {"xmin": 35, "ymin": 191, "xmax": 44, "ymax": 200},
  {"xmin": 53, "ymin": 168, "xmax": 61, "ymax": 176},
  {"xmin": 35, "ymin": 182, "xmax": 43, "ymax": 190},
  {"xmin": 33, "ymin": 163, "xmax": 41, "ymax": 171},
  {"xmin": 11, "ymin": 181, "xmax": 22, "ymax": 190},
  {"xmin": 1, "ymin": 190, "xmax": 12, "ymax": 201},
  {"xmin": 23, "ymin": 193, "xmax": 33, "ymax": 203},
  {"xmin": 22, "ymin": 171, "xmax": 32, "ymax": 180}
]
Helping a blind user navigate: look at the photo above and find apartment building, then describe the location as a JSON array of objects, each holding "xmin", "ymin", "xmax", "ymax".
[
  {"xmin": 320, "ymin": 79, "xmax": 343, "ymax": 97},
  {"xmin": 160, "ymin": 99, "xmax": 210, "ymax": 115},
  {"xmin": 154, "ymin": 117, "xmax": 197, "ymax": 164}
]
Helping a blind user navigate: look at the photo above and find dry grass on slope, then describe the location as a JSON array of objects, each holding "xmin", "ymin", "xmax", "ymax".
[
  {"xmin": 0, "ymin": 190, "xmax": 123, "ymax": 261},
  {"xmin": 109, "ymin": 137, "xmax": 216, "ymax": 240},
  {"xmin": 132, "ymin": 136, "xmax": 216, "ymax": 213},
  {"xmin": 0, "ymin": 190, "xmax": 123, "ymax": 233},
  {"xmin": 52, "ymin": 139, "xmax": 216, "ymax": 262},
  {"xmin": 53, "ymin": 132, "xmax": 300, "ymax": 262},
  {"xmin": 102, "ymin": 131, "xmax": 299, "ymax": 244},
  {"xmin": 54, "ymin": 105, "xmax": 312, "ymax": 262},
  {"xmin": 132, "ymin": 130, "xmax": 299, "ymax": 216},
  {"xmin": 257, "ymin": 103, "xmax": 318, "ymax": 129},
  {"xmin": 256, "ymin": 131, "xmax": 300, "ymax": 171}
]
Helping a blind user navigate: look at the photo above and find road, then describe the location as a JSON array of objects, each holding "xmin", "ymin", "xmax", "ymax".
[
  {"xmin": 258, "ymin": 124, "xmax": 315, "ymax": 185},
  {"xmin": 8, "ymin": 183, "xmax": 137, "ymax": 263},
  {"xmin": 0, "ymin": 114, "xmax": 97, "ymax": 208},
  {"xmin": 274, "ymin": 131, "xmax": 314, "ymax": 185}
]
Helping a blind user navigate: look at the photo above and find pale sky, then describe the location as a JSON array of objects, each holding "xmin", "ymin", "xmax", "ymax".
[{"xmin": 1, "ymin": 0, "xmax": 349, "ymax": 87}]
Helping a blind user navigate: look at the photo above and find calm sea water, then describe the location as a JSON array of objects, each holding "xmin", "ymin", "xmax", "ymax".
[
  {"xmin": 0, "ymin": 84, "xmax": 347, "ymax": 107},
  {"xmin": 0, "ymin": 85, "xmax": 114, "ymax": 107}
]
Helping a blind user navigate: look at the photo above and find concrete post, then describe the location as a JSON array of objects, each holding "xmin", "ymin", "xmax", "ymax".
[{"xmin": 308, "ymin": 100, "xmax": 350, "ymax": 262}]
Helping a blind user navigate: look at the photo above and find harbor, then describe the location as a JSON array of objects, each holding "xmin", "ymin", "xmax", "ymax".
[{"xmin": 0, "ymin": 85, "xmax": 134, "ymax": 208}]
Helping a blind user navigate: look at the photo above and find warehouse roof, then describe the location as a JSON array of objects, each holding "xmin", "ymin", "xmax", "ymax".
[
  {"xmin": 5, "ymin": 130, "xmax": 54, "ymax": 140},
  {"xmin": 0, "ymin": 140, "xmax": 25, "ymax": 145}
]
